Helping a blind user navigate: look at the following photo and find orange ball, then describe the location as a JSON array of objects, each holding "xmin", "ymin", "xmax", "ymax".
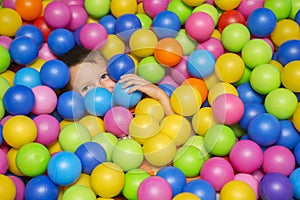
[
  {"xmin": 15, "ymin": 0, "xmax": 43, "ymax": 21},
  {"xmin": 182, "ymin": 77, "xmax": 208, "ymax": 103},
  {"xmin": 154, "ymin": 38, "xmax": 183, "ymax": 67}
]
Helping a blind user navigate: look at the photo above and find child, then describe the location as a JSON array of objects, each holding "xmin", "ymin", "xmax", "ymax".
[{"xmin": 59, "ymin": 45, "xmax": 174, "ymax": 115}]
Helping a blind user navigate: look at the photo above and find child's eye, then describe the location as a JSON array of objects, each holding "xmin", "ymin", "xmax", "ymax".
[
  {"xmin": 100, "ymin": 73, "xmax": 109, "ymax": 80},
  {"xmin": 81, "ymin": 85, "xmax": 91, "ymax": 93}
]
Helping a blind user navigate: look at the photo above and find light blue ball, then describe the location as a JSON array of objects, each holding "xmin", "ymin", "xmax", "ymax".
[
  {"xmin": 187, "ymin": 50, "xmax": 215, "ymax": 78},
  {"xmin": 14, "ymin": 67, "xmax": 41, "ymax": 89},
  {"xmin": 113, "ymin": 81, "xmax": 142, "ymax": 108}
]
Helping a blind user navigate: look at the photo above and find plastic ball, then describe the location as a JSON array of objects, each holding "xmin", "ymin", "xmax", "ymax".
[
  {"xmin": 0, "ymin": 35, "xmax": 12, "ymax": 50},
  {"xmin": 134, "ymin": 98, "xmax": 165, "ymax": 122},
  {"xmin": 158, "ymin": 83, "xmax": 176, "ymax": 97},
  {"xmin": 239, "ymin": 103, "xmax": 266, "ymax": 130},
  {"xmin": 58, "ymin": 122, "xmax": 91, "ymax": 152},
  {"xmin": 16, "ymin": 142, "xmax": 50, "ymax": 177},
  {"xmin": 217, "ymin": 10, "xmax": 246, "ymax": 32},
  {"xmin": 84, "ymin": 0, "xmax": 110, "ymax": 18},
  {"xmin": 271, "ymin": 19, "xmax": 300, "ymax": 47},
  {"xmin": 9, "ymin": 175, "xmax": 25, "ymax": 200},
  {"xmin": 91, "ymin": 162, "xmax": 125, "ymax": 198},
  {"xmin": 3, "ymin": 85, "xmax": 35, "ymax": 116},
  {"xmin": 187, "ymin": 49, "xmax": 215, "ymax": 78},
  {"xmin": 258, "ymin": 172, "xmax": 294, "ymax": 200},
  {"xmin": 185, "ymin": 12, "xmax": 214, "ymax": 42},
  {"xmin": 264, "ymin": 0, "xmax": 292, "ymax": 20},
  {"xmin": 236, "ymin": 82, "xmax": 264, "ymax": 104},
  {"xmin": 136, "ymin": 13, "xmax": 152, "ymax": 28},
  {"xmin": 31, "ymin": 85, "xmax": 57, "ymax": 115},
  {"xmin": 220, "ymin": 180, "xmax": 256, "ymax": 200},
  {"xmin": 197, "ymin": 37, "xmax": 223, "ymax": 60},
  {"xmin": 137, "ymin": 56, "xmax": 166, "ymax": 83},
  {"xmin": 142, "ymin": 0, "xmax": 169, "ymax": 18},
  {"xmin": 290, "ymin": 168, "xmax": 300, "ymax": 199},
  {"xmin": 234, "ymin": 173, "xmax": 259, "ymax": 199},
  {"xmin": 0, "ymin": 149, "xmax": 8, "ymax": 174},
  {"xmin": 110, "ymin": 0, "xmax": 137, "ymax": 18},
  {"xmin": 15, "ymin": 24, "xmax": 43, "ymax": 48},
  {"xmin": 47, "ymin": 151, "xmax": 82, "ymax": 186},
  {"xmin": 0, "ymin": 174, "xmax": 16, "ymax": 200},
  {"xmin": 14, "ymin": 67, "xmax": 41, "ymax": 89},
  {"xmin": 277, "ymin": 120, "xmax": 300, "ymax": 150},
  {"xmin": 47, "ymin": 28, "xmax": 75, "ymax": 55},
  {"xmin": 33, "ymin": 17, "xmax": 52, "ymax": 43},
  {"xmin": 107, "ymin": 53, "xmax": 135, "ymax": 81},
  {"xmin": 101, "ymin": 35, "xmax": 125, "ymax": 61},
  {"xmin": 247, "ymin": 113, "xmax": 281, "ymax": 147},
  {"xmin": 181, "ymin": 77, "xmax": 208, "ymax": 103},
  {"xmin": 137, "ymin": 176, "xmax": 172, "ymax": 200},
  {"xmin": 57, "ymin": 91, "xmax": 85, "ymax": 120},
  {"xmin": 281, "ymin": 60, "xmax": 300, "ymax": 92},
  {"xmin": 98, "ymin": 15, "xmax": 116, "ymax": 35},
  {"xmin": 293, "ymin": 104, "xmax": 300, "ymax": 132},
  {"xmin": 214, "ymin": 0, "xmax": 241, "ymax": 10},
  {"xmin": 236, "ymin": 0, "xmax": 264, "ymax": 18},
  {"xmin": 0, "ymin": 8, "xmax": 22, "ymax": 37},
  {"xmin": 7, "ymin": 148, "xmax": 24, "ymax": 177},
  {"xmin": 63, "ymin": 185, "xmax": 96, "ymax": 200},
  {"xmin": 67, "ymin": 5, "xmax": 88, "ymax": 31},
  {"xmin": 44, "ymin": 1, "xmax": 72, "ymax": 28},
  {"xmin": 207, "ymin": 82, "xmax": 238, "ymax": 105},
  {"xmin": 80, "ymin": 23, "xmax": 108, "ymax": 50},
  {"xmin": 192, "ymin": 107, "xmax": 217, "ymax": 136},
  {"xmin": 92, "ymin": 132, "xmax": 118, "ymax": 162},
  {"xmin": 151, "ymin": 10, "xmax": 181, "ymax": 39},
  {"xmin": 79, "ymin": 115, "xmax": 105, "ymax": 138},
  {"xmin": 182, "ymin": 180, "xmax": 215, "ymax": 200},
  {"xmin": 278, "ymin": 40, "xmax": 300, "ymax": 66},
  {"xmin": 115, "ymin": 14, "xmax": 141, "ymax": 42}
]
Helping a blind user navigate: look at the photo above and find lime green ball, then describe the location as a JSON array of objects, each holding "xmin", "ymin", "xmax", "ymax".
[
  {"xmin": 250, "ymin": 64, "xmax": 281, "ymax": 95},
  {"xmin": 241, "ymin": 39, "xmax": 273, "ymax": 69},
  {"xmin": 63, "ymin": 185, "xmax": 96, "ymax": 200},
  {"xmin": 265, "ymin": 88, "xmax": 298, "ymax": 120},
  {"xmin": 136, "ymin": 13, "xmax": 152, "ymax": 28},
  {"xmin": 92, "ymin": 132, "xmax": 118, "ymax": 162},
  {"xmin": 233, "ymin": 66, "xmax": 251, "ymax": 87},
  {"xmin": 122, "ymin": 169, "xmax": 150, "ymax": 199},
  {"xmin": 16, "ymin": 142, "xmax": 50, "ymax": 177},
  {"xmin": 84, "ymin": 0, "xmax": 110, "ymax": 19},
  {"xmin": 137, "ymin": 56, "xmax": 166, "ymax": 83},
  {"xmin": 0, "ymin": 76, "xmax": 10, "ymax": 99},
  {"xmin": 290, "ymin": 0, "xmax": 300, "ymax": 19},
  {"xmin": 0, "ymin": 101, "xmax": 4, "ymax": 120},
  {"xmin": 204, "ymin": 124, "xmax": 236, "ymax": 156},
  {"xmin": 167, "ymin": 0, "xmax": 193, "ymax": 25},
  {"xmin": 0, "ymin": 46, "xmax": 10, "ymax": 73},
  {"xmin": 183, "ymin": 135, "xmax": 211, "ymax": 160},
  {"xmin": 173, "ymin": 145, "xmax": 206, "ymax": 177},
  {"xmin": 175, "ymin": 29, "xmax": 197, "ymax": 56},
  {"xmin": 193, "ymin": 3, "xmax": 219, "ymax": 26},
  {"xmin": 264, "ymin": 0, "xmax": 292, "ymax": 20}
]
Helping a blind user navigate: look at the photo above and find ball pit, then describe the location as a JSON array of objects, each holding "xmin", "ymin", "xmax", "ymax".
[{"xmin": 1, "ymin": 0, "xmax": 300, "ymax": 199}]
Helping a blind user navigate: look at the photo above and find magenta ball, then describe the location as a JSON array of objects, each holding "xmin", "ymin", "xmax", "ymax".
[
  {"xmin": 61, "ymin": 0, "xmax": 84, "ymax": 7},
  {"xmin": 197, "ymin": 37, "xmax": 225, "ymax": 60},
  {"xmin": 137, "ymin": 176, "xmax": 172, "ymax": 200},
  {"xmin": 0, "ymin": 36, "xmax": 12, "ymax": 50},
  {"xmin": 103, "ymin": 106, "xmax": 133, "ymax": 138},
  {"xmin": 31, "ymin": 85, "xmax": 57, "ymax": 115},
  {"xmin": 185, "ymin": 12, "xmax": 215, "ymax": 42},
  {"xmin": 229, "ymin": 140, "xmax": 263, "ymax": 173},
  {"xmin": 38, "ymin": 43, "xmax": 57, "ymax": 61},
  {"xmin": 80, "ymin": 23, "xmax": 108, "ymax": 50},
  {"xmin": 200, "ymin": 157, "xmax": 234, "ymax": 191},
  {"xmin": 262, "ymin": 145, "xmax": 296, "ymax": 176},
  {"xmin": 158, "ymin": 74, "xmax": 179, "ymax": 88},
  {"xmin": 1, "ymin": 0, "xmax": 16, "ymax": 9},
  {"xmin": 143, "ymin": 0, "xmax": 169, "ymax": 18},
  {"xmin": 170, "ymin": 56, "xmax": 192, "ymax": 84},
  {"xmin": 236, "ymin": 0, "xmax": 264, "ymax": 18},
  {"xmin": 44, "ymin": 1, "xmax": 72, "ymax": 28},
  {"xmin": 9, "ymin": 176, "xmax": 25, "ymax": 200},
  {"xmin": 212, "ymin": 93, "xmax": 244, "ymax": 125},
  {"xmin": 0, "ymin": 149, "xmax": 8, "ymax": 174},
  {"xmin": 67, "ymin": 5, "xmax": 88, "ymax": 31},
  {"xmin": 33, "ymin": 114, "xmax": 60, "ymax": 146},
  {"xmin": 234, "ymin": 173, "xmax": 259, "ymax": 199}
]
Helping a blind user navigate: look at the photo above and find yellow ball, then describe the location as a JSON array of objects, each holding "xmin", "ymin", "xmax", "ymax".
[
  {"xmin": 47, "ymin": 140, "xmax": 62, "ymax": 155},
  {"xmin": 183, "ymin": 0, "xmax": 205, "ymax": 7},
  {"xmin": 143, "ymin": 134, "xmax": 177, "ymax": 167},
  {"xmin": 160, "ymin": 114, "xmax": 191, "ymax": 146},
  {"xmin": 64, "ymin": 173, "xmax": 91, "ymax": 192},
  {"xmin": 207, "ymin": 82, "xmax": 238, "ymax": 105},
  {"xmin": 271, "ymin": 19, "xmax": 300, "ymax": 47},
  {"xmin": 192, "ymin": 107, "xmax": 217, "ymax": 136},
  {"xmin": 60, "ymin": 120, "xmax": 73, "ymax": 129},
  {"xmin": 7, "ymin": 148, "xmax": 24, "ymax": 176},
  {"xmin": 293, "ymin": 103, "xmax": 300, "ymax": 132},
  {"xmin": 269, "ymin": 60, "xmax": 283, "ymax": 72},
  {"xmin": 204, "ymin": 72, "xmax": 220, "ymax": 90},
  {"xmin": 101, "ymin": 34, "xmax": 125, "ymax": 60},
  {"xmin": 171, "ymin": 85, "xmax": 202, "ymax": 116},
  {"xmin": 281, "ymin": 61, "xmax": 300, "ymax": 92},
  {"xmin": 0, "ymin": 175, "xmax": 16, "ymax": 200},
  {"xmin": 173, "ymin": 192, "xmax": 200, "ymax": 200},
  {"xmin": 0, "ymin": 8, "xmax": 22, "ymax": 37},
  {"xmin": 3, "ymin": 115, "xmax": 37, "ymax": 148},
  {"xmin": 90, "ymin": 162, "xmax": 125, "ymax": 198},
  {"xmin": 220, "ymin": 180, "xmax": 256, "ymax": 200},
  {"xmin": 110, "ymin": 0, "xmax": 137, "ymax": 18},
  {"xmin": 79, "ymin": 115, "xmax": 105, "ymax": 138},
  {"xmin": 0, "ymin": 70, "xmax": 15, "ymax": 86},
  {"xmin": 214, "ymin": 0, "xmax": 241, "ymax": 10},
  {"xmin": 137, "ymin": 2, "xmax": 145, "ymax": 14},
  {"xmin": 28, "ymin": 58, "xmax": 46, "ymax": 72},
  {"xmin": 135, "ymin": 98, "xmax": 165, "ymax": 122}
]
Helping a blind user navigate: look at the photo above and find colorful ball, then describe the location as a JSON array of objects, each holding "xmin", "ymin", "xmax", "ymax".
[
  {"xmin": 277, "ymin": 40, "xmax": 300, "ymax": 66},
  {"xmin": 107, "ymin": 53, "xmax": 135, "ymax": 81},
  {"xmin": 134, "ymin": 98, "xmax": 165, "ymax": 122},
  {"xmin": 67, "ymin": 5, "xmax": 88, "ymax": 31},
  {"xmin": 142, "ymin": 0, "xmax": 169, "ymax": 18},
  {"xmin": 289, "ymin": 168, "xmax": 300, "ymax": 199},
  {"xmin": 176, "ymin": 29, "xmax": 197, "ymax": 56},
  {"xmin": 271, "ymin": 19, "xmax": 300, "ymax": 47},
  {"xmin": 31, "ymin": 85, "xmax": 57, "ymax": 115},
  {"xmin": 79, "ymin": 115, "xmax": 105, "ymax": 138},
  {"xmin": 0, "ymin": 46, "xmax": 10, "ymax": 74},
  {"xmin": 192, "ymin": 107, "xmax": 217, "ymax": 136},
  {"xmin": 236, "ymin": 82, "xmax": 264, "ymax": 104},
  {"xmin": 0, "ymin": 149, "xmax": 8, "ymax": 174},
  {"xmin": 0, "ymin": 174, "xmax": 16, "ymax": 200},
  {"xmin": 182, "ymin": 77, "xmax": 208, "ymax": 103},
  {"xmin": 187, "ymin": 49, "xmax": 215, "ymax": 78},
  {"xmin": 167, "ymin": 0, "xmax": 192, "ymax": 25},
  {"xmin": 80, "ymin": 23, "xmax": 108, "ymax": 50},
  {"xmin": 182, "ymin": 179, "xmax": 215, "ymax": 200},
  {"xmin": 236, "ymin": 0, "xmax": 264, "ymax": 18},
  {"xmin": 115, "ymin": 14, "xmax": 141, "ymax": 42},
  {"xmin": 14, "ymin": 67, "xmax": 41, "ymax": 89},
  {"xmin": 277, "ymin": 120, "xmax": 300, "ymax": 150},
  {"xmin": 137, "ymin": 56, "xmax": 166, "ymax": 83},
  {"xmin": 63, "ymin": 185, "xmax": 96, "ymax": 200},
  {"xmin": 281, "ymin": 60, "xmax": 300, "ymax": 92},
  {"xmin": 84, "ymin": 0, "xmax": 110, "ymax": 19},
  {"xmin": 217, "ymin": 10, "xmax": 246, "ymax": 32},
  {"xmin": 197, "ymin": 37, "xmax": 224, "ymax": 60},
  {"xmin": 44, "ymin": 1, "xmax": 72, "ymax": 28},
  {"xmin": 15, "ymin": 24, "xmax": 44, "ymax": 48},
  {"xmin": 92, "ymin": 132, "xmax": 118, "ymax": 162},
  {"xmin": 113, "ymin": 81, "xmax": 142, "ymax": 108},
  {"xmin": 101, "ymin": 34, "xmax": 125, "ymax": 60},
  {"xmin": 207, "ymin": 82, "xmax": 238, "ymax": 105},
  {"xmin": 220, "ymin": 180, "xmax": 256, "ymax": 200},
  {"xmin": 7, "ymin": 148, "xmax": 24, "ymax": 176},
  {"xmin": 234, "ymin": 173, "xmax": 259, "ymax": 199},
  {"xmin": 110, "ymin": 0, "xmax": 137, "ymax": 18},
  {"xmin": 9, "ymin": 175, "xmax": 25, "ymax": 200},
  {"xmin": 0, "ymin": 8, "xmax": 22, "ymax": 37},
  {"xmin": 239, "ymin": 103, "xmax": 266, "ymax": 130},
  {"xmin": 264, "ymin": 0, "xmax": 292, "ymax": 20},
  {"xmin": 293, "ymin": 104, "xmax": 300, "ymax": 132},
  {"xmin": 47, "ymin": 28, "xmax": 75, "ymax": 55},
  {"xmin": 214, "ymin": 0, "xmax": 241, "ymax": 10}
]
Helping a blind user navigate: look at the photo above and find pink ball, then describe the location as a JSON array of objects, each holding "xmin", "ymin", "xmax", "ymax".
[
  {"xmin": 229, "ymin": 140, "xmax": 263, "ymax": 173},
  {"xmin": 137, "ymin": 176, "xmax": 172, "ymax": 200},
  {"xmin": 61, "ymin": 0, "xmax": 84, "ymax": 7},
  {"xmin": 80, "ymin": 23, "xmax": 108, "ymax": 50},
  {"xmin": 170, "ymin": 56, "xmax": 192, "ymax": 84},
  {"xmin": 158, "ymin": 74, "xmax": 179, "ymax": 88},
  {"xmin": 104, "ymin": 106, "xmax": 133, "ymax": 138},
  {"xmin": 234, "ymin": 173, "xmax": 259, "ymax": 199},
  {"xmin": 0, "ymin": 115, "xmax": 12, "ymax": 126},
  {"xmin": 143, "ymin": 0, "xmax": 169, "ymax": 18},
  {"xmin": 0, "ymin": 149, "xmax": 8, "ymax": 174},
  {"xmin": 212, "ymin": 93, "xmax": 244, "ymax": 125},
  {"xmin": 44, "ymin": 1, "xmax": 72, "ymax": 29},
  {"xmin": 67, "ymin": 5, "xmax": 88, "ymax": 31},
  {"xmin": 1, "ymin": 0, "xmax": 16, "ymax": 9},
  {"xmin": 197, "ymin": 37, "xmax": 225, "ymax": 60},
  {"xmin": 38, "ymin": 43, "xmax": 57, "ymax": 61},
  {"xmin": 9, "ymin": 176, "xmax": 25, "ymax": 200},
  {"xmin": 200, "ymin": 157, "xmax": 234, "ymax": 191},
  {"xmin": 33, "ymin": 114, "xmax": 60, "ymax": 146},
  {"xmin": 31, "ymin": 85, "xmax": 58, "ymax": 115},
  {"xmin": 262, "ymin": 145, "xmax": 296, "ymax": 176},
  {"xmin": 252, "ymin": 169, "xmax": 264, "ymax": 183},
  {"xmin": 0, "ymin": 36, "xmax": 13, "ymax": 50},
  {"xmin": 185, "ymin": 12, "xmax": 215, "ymax": 42},
  {"xmin": 236, "ymin": 0, "xmax": 264, "ymax": 19}
]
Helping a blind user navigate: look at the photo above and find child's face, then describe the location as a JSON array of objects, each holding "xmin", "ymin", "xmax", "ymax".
[{"xmin": 68, "ymin": 61, "xmax": 116, "ymax": 96}]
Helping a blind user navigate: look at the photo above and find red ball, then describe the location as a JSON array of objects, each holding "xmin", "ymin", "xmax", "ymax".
[
  {"xmin": 218, "ymin": 10, "xmax": 246, "ymax": 32},
  {"xmin": 33, "ymin": 17, "xmax": 53, "ymax": 42}
]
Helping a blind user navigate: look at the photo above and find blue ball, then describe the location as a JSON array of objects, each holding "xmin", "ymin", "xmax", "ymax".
[
  {"xmin": 24, "ymin": 175, "xmax": 59, "ymax": 200},
  {"xmin": 152, "ymin": 10, "xmax": 181, "ymax": 39},
  {"xmin": 107, "ymin": 53, "xmax": 135, "ymax": 81},
  {"xmin": 247, "ymin": 113, "xmax": 281, "ymax": 147},
  {"xmin": 0, "ymin": 125, "xmax": 3, "ymax": 146},
  {"xmin": 157, "ymin": 166, "xmax": 186, "ymax": 197},
  {"xmin": 295, "ymin": 10, "xmax": 300, "ymax": 26},
  {"xmin": 75, "ymin": 141, "xmax": 106, "ymax": 174},
  {"xmin": 84, "ymin": 87, "xmax": 114, "ymax": 116},
  {"xmin": 115, "ymin": 14, "xmax": 141, "ymax": 42},
  {"xmin": 187, "ymin": 50, "xmax": 215, "ymax": 78},
  {"xmin": 3, "ymin": 85, "xmax": 35, "ymax": 115},
  {"xmin": 290, "ymin": 168, "xmax": 300, "ymax": 199},
  {"xmin": 239, "ymin": 103, "xmax": 266, "ymax": 130},
  {"xmin": 14, "ymin": 67, "xmax": 41, "ymax": 89},
  {"xmin": 99, "ymin": 14, "xmax": 117, "ymax": 34},
  {"xmin": 247, "ymin": 8, "xmax": 277, "ymax": 38},
  {"xmin": 15, "ymin": 24, "xmax": 44, "ymax": 48},
  {"xmin": 47, "ymin": 151, "xmax": 82, "ymax": 186},
  {"xmin": 39, "ymin": 59, "xmax": 70, "ymax": 89},
  {"xmin": 9, "ymin": 36, "xmax": 39, "ymax": 65},
  {"xmin": 48, "ymin": 28, "xmax": 75, "ymax": 55},
  {"xmin": 276, "ymin": 120, "xmax": 300, "ymax": 150},
  {"xmin": 74, "ymin": 25, "xmax": 83, "ymax": 46},
  {"xmin": 277, "ymin": 39, "xmax": 300, "ymax": 65},
  {"xmin": 113, "ymin": 81, "xmax": 142, "ymax": 108},
  {"xmin": 158, "ymin": 83, "xmax": 176, "ymax": 97},
  {"xmin": 237, "ymin": 82, "xmax": 264, "ymax": 104},
  {"xmin": 294, "ymin": 142, "xmax": 300, "ymax": 165},
  {"xmin": 183, "ymin": 179, "xmax": 216, "ymax": 200},
  {"xmin": 57, "ymin": 91, "xmax": 85, "ymax": 120}
]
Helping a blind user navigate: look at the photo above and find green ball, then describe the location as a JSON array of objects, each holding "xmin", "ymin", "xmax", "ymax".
[
  {"xmin": 0, "ymin": 76, "xmax": 10, "ymax": 99},
  {"xmin": 137, "ymin": 56, "xmax": 166, "ymax": 83},
  {"xmin": 63, "ymin": 185, "xmax": 96, "ymax": 200},
  {"xmin": 0, "ymin": 101, "xmax": 4, "ymax": 120},
  {"xmin": 122, "ymin": 169, "xmax": 150, "ymax": 200},
  {"xmin": 265, "ymin": 88, "xmax": 298, "ymax": 120},
  {"xmin": 264, "ymin": 0, "xmax": 292, "ymax": 20},
  {"xmin": 221, "ymin": 23, "xmax": 250, "ymax": 52},
  {"xmin": 112, "ymin": 139, "xmax": 144, "ymax": 171},
  {"xmin": 173, "ymin": 145, "xmax": 206, "ymax": 177},
  {"xmin": 290, "ymin": 0, "xmax": 300, "ymax": 19},
  {"xmin": 183, "ymin": 135, "xmax": 210, "ymax": 160},
  {"xmin": 175, "ymin": 29, "xmax": 197, "ymax": 56},
  {"xmin": 204, "ymin": 124, "xmax": 236, "ymax": 156},
  {"xmin": 167, "ymin": 0, "xmax": 193, "ymax": 25},
  {"xmin": 0, "ymin": 46, "xmax": 10, "ymax": 73},
  {"xmin": 234, "ymin": 66, "xmax": 251, "ymax": 87},
  {"xmin": 16, "ymin": 142, "xmax": 50, "ymax": 177},
  {"xmin": 230, "ymin": 123, "xmax": 246, "ymax": 138},
  {"xmin": 84, "ymin": 0, "xmax": 110, "ymax": 18},
  {"xmin": 241, "ymin": 39, "xmax": 273, "ymax": 69},
  {"xmin": 92, "ymin": 132, "xmax": 118, "ymax": 162},
  {"xmin": 250, "ymin": 64, "xmax": 281, "ymax": 95},
  {"xmin": 136, "ymin": 13, "xmax": 152, "ymax": 28},
  {"xmin": 193, "ymin": 3, "xmax": 219, "ymax": 26},
  {"xmin": 59, "ymin": 122, "xmax": 91, "ymax": 152}
]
